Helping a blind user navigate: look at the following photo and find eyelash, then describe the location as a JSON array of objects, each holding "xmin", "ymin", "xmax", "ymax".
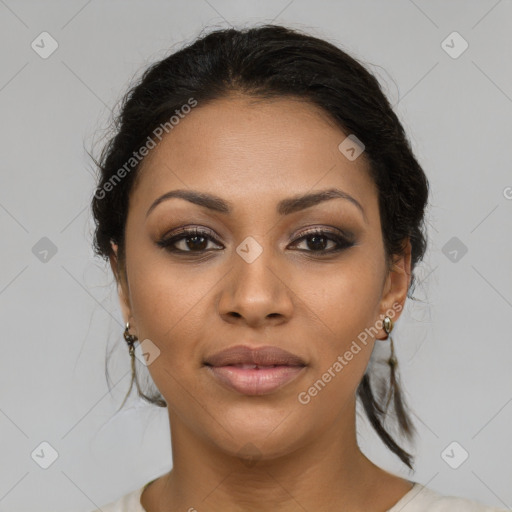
[{"xmin": 156, "ymin": 226, "xmax": 355, "ymax": 255}]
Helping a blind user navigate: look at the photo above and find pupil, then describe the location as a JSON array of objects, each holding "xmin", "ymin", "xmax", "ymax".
[
  {"xmin": 187, "ymin": 235, "xmax": 207, "ymax": 250},
  {"xmin": 309, "ymin": 235, "xmax": 326, "ymax": 251}
]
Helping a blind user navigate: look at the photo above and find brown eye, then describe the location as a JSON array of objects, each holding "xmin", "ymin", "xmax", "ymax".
[
  {"xmin": 290, "ymin": 228, "xmax": 355, "ymax": 254},
  {"xmin": 157, "ymin": 227, "xmax": 223, "ymax": 253},
  {"xmin": 156, "ymin": 226, "xmax": 355, "ymax": 256}
]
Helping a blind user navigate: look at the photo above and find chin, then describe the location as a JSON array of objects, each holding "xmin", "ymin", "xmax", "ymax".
[{"xmin": 207, "ymin": 405, "xmax": 308, "ymax": 460}]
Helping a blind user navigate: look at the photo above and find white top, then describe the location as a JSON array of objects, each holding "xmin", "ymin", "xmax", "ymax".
[{"xmin": 93, "ymin": 481, "xmax": 507, "ymax": 511}]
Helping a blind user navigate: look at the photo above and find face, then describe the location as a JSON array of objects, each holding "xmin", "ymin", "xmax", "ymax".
[{"xmin": 111, "ymin": 94, "xmax": 411, "ymax": 461}]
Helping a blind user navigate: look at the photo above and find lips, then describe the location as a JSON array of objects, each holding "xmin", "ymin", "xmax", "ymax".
[
  {"xmin": 204, "ymin": 345, "xmax": 306, "ymax": 367},
  {"xmin": 203, "ymin": 345, "xmax": 306, "ymax": 395}
]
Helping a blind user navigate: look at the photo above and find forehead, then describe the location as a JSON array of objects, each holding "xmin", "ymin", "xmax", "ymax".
[{"xmin": 130, "ymin": 94, "xmax": 378, "ymax": 217}]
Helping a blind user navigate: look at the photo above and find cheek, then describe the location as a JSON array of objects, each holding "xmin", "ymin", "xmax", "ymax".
[
  {"xmin": 124, "ymin": 271, "xmax": 196, "ymax": 395},
  {"xmin": 302, "ymin": 257, "xmax": 383, "ymax": 339},
  {"xmin": 126, "ymin": 262, "xmax": 208, "ymax": 405},
  {"xmin": 294, "ymin": 283, "xmax": 380, "ymax": 413},
  {"xmin": 127, "ymin": 250, "xmax": 209, "ymax": 337}
]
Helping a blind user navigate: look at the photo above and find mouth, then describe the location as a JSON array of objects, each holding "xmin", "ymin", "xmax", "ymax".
[{"xmin": 203, "ymin": 345, "xmax": 307, "ymax": 396}]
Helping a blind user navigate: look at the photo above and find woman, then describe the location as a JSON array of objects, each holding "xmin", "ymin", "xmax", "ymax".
[{"xmin": 90, "ymin": 24, "xmax": 504, "ymax": 512}]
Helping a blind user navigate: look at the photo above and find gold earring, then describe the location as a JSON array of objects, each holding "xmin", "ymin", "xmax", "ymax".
[
  {"xmin": 123, "ymin": 321, "xmax": 137, "ymax": 357},
  {"xmin": 119, "ymin": 321, "xmax": 167, "ymax": 409},
  {"xmin": 383, "ymin": 316, "xmax": 396, "ymax": 365},
  {"xmin": 383, "ymin": 315, "xmax": 398, "ymax": 409},
  {"xmin": 383, "ymin": 316, "xmax": 393, "ymax": 336}
]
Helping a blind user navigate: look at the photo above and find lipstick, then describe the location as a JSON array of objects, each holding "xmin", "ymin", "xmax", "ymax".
[{"xmin": 203, "ymin": 345, "xmax": 306, "ymax": 395}]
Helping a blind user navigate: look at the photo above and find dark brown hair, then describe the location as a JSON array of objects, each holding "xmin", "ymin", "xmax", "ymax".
[{"xmin": 91, "ymin": 24, "xmax": 429, "ymax": 470}]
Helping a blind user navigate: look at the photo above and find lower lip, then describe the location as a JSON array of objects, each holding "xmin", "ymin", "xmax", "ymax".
[{"xmin": 206, "ymin": 365, "xmax": 306, "ymax": 395}]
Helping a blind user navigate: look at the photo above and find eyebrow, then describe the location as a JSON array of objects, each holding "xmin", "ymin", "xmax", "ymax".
[{"xmin": 146, "ymin": 188, "xmax": 367, "ymax": 223}]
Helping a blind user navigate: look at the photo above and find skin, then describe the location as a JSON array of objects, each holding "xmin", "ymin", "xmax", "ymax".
[{"xmin": 109, "ymin": 93, "xmax": 414, "ymax": 512}]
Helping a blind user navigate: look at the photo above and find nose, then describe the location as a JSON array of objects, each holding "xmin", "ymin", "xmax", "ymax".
[{"xmin": 216, "ymin": 244, "xmax": 294, "ymax": 328}]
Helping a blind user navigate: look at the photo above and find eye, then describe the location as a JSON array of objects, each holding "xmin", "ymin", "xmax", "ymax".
[
  {"xmin": 289, "ymin": 228, "xmax": 355, "ymax": 254},
  {"xmin": 156, "ymin": 227, "xmax": 222, "ymax": 253},
  {"xmin": 156, "ymin": 226, "xmax": 355, "ymax": 255}
]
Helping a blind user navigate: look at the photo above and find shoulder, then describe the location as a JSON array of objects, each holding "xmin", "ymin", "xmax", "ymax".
[
  {"xmin": 90, "ymin": 484, "xmax": 147, "ymax": 512},
  {"xmin": 388, "ymin": 483, "xmax": 507, "ymax": 512}
]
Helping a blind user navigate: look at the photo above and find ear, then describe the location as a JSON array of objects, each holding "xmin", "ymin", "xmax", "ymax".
[
  {"xmin": 376, "ymin": 238, "xmax": 412, "ymax": 340},
  {"xmin": 109, "ymin": 241, "xmax": 136, "ymax": 331}
]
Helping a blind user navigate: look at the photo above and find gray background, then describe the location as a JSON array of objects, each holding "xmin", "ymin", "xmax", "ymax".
[{"xmin": 1, "ymin": 1, "xmax": 511, "ymax": 511}]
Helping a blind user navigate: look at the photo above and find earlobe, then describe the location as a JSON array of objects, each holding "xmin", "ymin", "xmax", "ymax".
[
  {"xmin": 117, "ymin": 282, "xmax": 135, "ymax": 330},
  {"xmin": 377, "ymin": 239, "xmax": 412, "ymax": 339}
]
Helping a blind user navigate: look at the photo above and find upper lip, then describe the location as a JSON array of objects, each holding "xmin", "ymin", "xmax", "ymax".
[{"xmin": 204, "ymin": 345, "xmax": 306, "ymax": 367}]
